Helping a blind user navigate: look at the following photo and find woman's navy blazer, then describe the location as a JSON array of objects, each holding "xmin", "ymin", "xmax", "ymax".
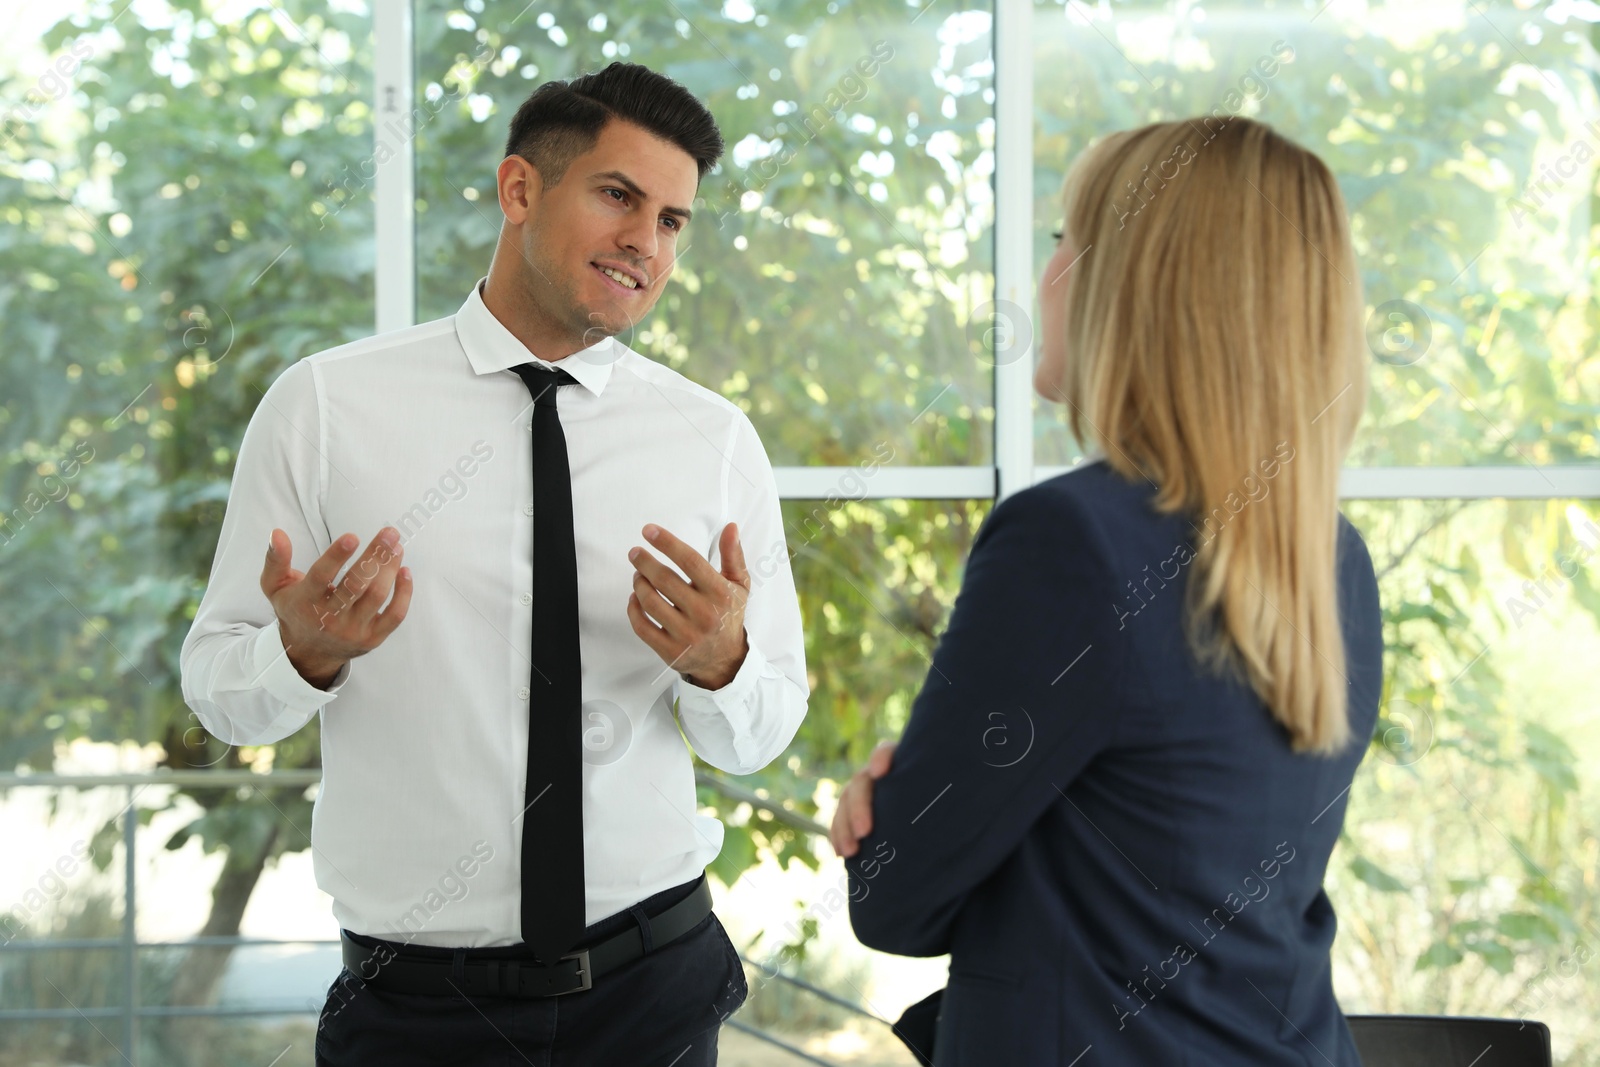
[{"xmin": 846, "ymin": 457, "xmax": 1383, "ymax": 1066}]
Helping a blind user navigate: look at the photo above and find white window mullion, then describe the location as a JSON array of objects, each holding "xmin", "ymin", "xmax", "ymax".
[
  {"xmin": 774, "ymin": 466, "xmax": 995, "ymax": 500},
  {"xmin": 373, "ymin": 0, "xmax": 416, "ymax": 334},
  {"xmin": 1031, "ymin": 464, "xmax": 1600, "ymax": 500},
  {"xmin": 1338, "ymin": 466, "xmax": 1600, "ymax": 500},
  {"xmin": 992, "ymin": 0, "xmax": 1034, "ymax": 503}
]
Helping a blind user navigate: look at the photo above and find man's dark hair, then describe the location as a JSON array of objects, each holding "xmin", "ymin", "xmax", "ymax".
[{"xmin": 503, "ymin": 62, "xmax": 723, "ymax": 186}]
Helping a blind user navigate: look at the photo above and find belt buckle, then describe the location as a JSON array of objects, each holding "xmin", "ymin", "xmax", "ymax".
[{"xmin": 553, "ymin": 948, "xmax": 592, "ymax": 995}]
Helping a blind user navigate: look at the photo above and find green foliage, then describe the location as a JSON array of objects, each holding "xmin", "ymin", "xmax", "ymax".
[
  {"xmin": 412, "ymin": 0, "xmax": 995, "ymax": 468},
  {"xmin": 5, "ymin": 0, "xmax": 1600, "ymax": 1059},
  {"xmin": 1032, "ymin": 0, "xmax": 1600, "ymax": 469},
  {"xmin": 1, "ymin": 0, "xmax": 373, "ymax": 797},
  {"xmin": 2, "ymin": 0, "xmax": 996, "ymax": 963},
  {"xmin": 1028, "ymin": 5, "xmax": 1600, "ymax": 1053},
  {"xmin": 1334, "ymin": 499, "xmax": 1600, "ymax": 1060},
  {"xmin": 1349, "ymin": 854, "xmax": 1408, "ymax": 894}
]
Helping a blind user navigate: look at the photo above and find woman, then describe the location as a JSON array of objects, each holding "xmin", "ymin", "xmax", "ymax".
[{"xmin": 831, "ymin": 116, "xmax": 1381, "ymax": 1065}]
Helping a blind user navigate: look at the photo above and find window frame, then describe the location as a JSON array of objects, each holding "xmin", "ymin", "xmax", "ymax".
[{"xmin": 371, "ymin": 0, "xmax": 1600, "ymax": 504}]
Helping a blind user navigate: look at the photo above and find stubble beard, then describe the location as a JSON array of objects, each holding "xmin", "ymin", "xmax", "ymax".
[{"xmin": 521, "ymin": 230, "xmax": 636, "ymax": 351}]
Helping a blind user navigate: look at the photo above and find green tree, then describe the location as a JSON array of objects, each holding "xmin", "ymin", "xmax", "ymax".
[
  {"xmin": 1, "ymin": 0, "xmax": 375, "ymax": 1048},
  {"xmin": 5, "ymin": 0, "xmax": 1600, "ymax": 1062}
]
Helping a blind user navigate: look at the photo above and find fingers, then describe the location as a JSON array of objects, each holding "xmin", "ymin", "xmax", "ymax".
[
  {"xmin": 718, "ymin": 522, "xmax": 749, "ymax": 589},
  {"xmin": 848, "ymin": 771, "xmax": 875, "ymax": 844},
  {"xmin": 348, "ymin": 535, "xmax": 406, "ymax": 621},
  {"xmin": 303, "ymin": 531, "xmax": 361, "ymax": 589},
  {"xmin": 339, "ymin": 528, "xmax": 402, "ymax": 605},
  {"xmin": 639, "ymin": 524, "xmax": 719, "ymax": 587},
  {"xmin": 830, "ymin": 742, "xmax": 896, "ymax": 859},
  {"xmin": 270, "ymin": 527, "xmax": 413, "ymax": 681},
  {"xmin": 868, "ymin": 740, "xmax": 898, "ymax": 779},
  {"xmin": 830, "ymin": 779, "xmax": 861, "ymax": 858},
  {"xmin": 626, "ymin": 592, "xmax": 674, "ymax": 659},
  {"xmin": 630, "ymin": 543, "xmax": 696, "ymax": 607},
  {"xmin": 370, "ymin": 565, "xmax": 414, "ymax": 641},
  {"xmin": 629, "ymin": 525, "xmax": 751, "ymax": 651},
  {"xmin": 828, "ymin": 772, "xmax": 875, "ymax": 859},
  {"xmin": 261, "ymin": 528, "xmax": 297, "ymax": 596},
  {"xmin": 632, "ymin": 547, "xmax": 725, "ymax": 645},
  {"xmin": 632, "ymin": 571, "xmax": 686, "ymax": 638}
]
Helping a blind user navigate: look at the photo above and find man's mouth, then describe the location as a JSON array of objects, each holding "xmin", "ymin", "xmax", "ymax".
[{"xmin": 593, "ymin": 262, "xmax": 644, "ymax": 293}]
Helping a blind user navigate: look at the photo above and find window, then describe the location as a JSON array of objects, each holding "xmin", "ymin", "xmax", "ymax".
[
  {"xmin": 6, "ymin": 0, "xmax": 1600, "ymax": 1059},
  {"xmin": 412, "ymin": 0, "xmax": 995, "ymax": 467},
  {"xmin": 1031, "ymin": 1, "xmax": 1600, "ymax": 1053}
]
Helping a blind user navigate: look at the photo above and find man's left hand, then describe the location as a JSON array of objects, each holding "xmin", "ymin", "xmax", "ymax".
[{"xmin": 627, "ymin": 522, "xmax": 750, "ymax": 690}]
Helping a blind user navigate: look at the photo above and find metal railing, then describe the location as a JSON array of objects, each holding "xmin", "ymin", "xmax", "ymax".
[{"xmin": 0, "ymin": 769, "xmax": 894, "ymax": 1066}]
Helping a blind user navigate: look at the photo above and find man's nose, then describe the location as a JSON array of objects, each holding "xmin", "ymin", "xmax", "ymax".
[{"xmin": 616, "ymin": 216, "xmax": 657, "ymax": 260}]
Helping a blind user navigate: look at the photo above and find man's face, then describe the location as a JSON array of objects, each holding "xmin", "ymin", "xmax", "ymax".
[{"xmin": 513, "ymin": 119, "xmax": 699, "ymax": 348}]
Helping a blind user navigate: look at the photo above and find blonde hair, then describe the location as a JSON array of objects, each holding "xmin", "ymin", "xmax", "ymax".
[{"xmin": 1049, "ymin": 116, "xmax": 1368, "ymax": 754}]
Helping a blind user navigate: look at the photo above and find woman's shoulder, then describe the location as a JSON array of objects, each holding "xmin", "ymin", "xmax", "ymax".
[
  {"xmin": 1026, "ymin": 462, "xmax": 1377, "ymax": 570},
  {"xmin": 1008, "ymin": 456, "xmax": 1153, "ymax": 516},
  {"xmin": 1004, "ymin": 457, "xmax": 1182, "ymax": 560},
  {"xmin": 986, "ymin": 459, "xmax": 1119, "ymax": 554},
  {"xmin": 1334, "ymin": 509, "xmax": 1384, "ymax": 657},
  {"xmin": 1335, "ymin": 510, "xmax": 1377, "ymax": 574}
]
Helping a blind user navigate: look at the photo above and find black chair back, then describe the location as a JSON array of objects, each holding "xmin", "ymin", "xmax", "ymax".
[{"xmin": 1346, "ymin": 1014, "xmax": 1551, "ymax": 1067}]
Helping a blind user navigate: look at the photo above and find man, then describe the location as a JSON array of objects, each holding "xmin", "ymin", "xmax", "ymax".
[{"xmin": 180, "ymin": 62, "xmax": 808, "ymax": 1065}]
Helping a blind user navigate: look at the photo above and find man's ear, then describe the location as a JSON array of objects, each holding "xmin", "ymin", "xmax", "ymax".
[{"xmin": 496, "ymin": 155, "xmax": 543, "ymax": 226}]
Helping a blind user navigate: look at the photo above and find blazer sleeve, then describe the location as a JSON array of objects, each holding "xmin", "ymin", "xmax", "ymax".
[{"xmin": 845, "ymin": 484, "xmax": 1128, "ymax": 957}]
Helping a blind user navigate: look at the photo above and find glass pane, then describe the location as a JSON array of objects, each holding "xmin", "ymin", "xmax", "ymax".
[
  {"xmin": 0, "ymin": 775, "xmax": 341, "ymax": 1063},
  {"xmin": 1032, "ymin": 0, "xmax": 1600, "ymax": 469},
  {"xmin": 705, "ymin": 497, "xmax": 984, "ymax": 1059},
  {"xmin": 2, "ymin": 1, "xmax": 371, "ymax": 1060},
  {"xmin": 414, "ymin": 0, "xmax": 995, "ymax": 466},
  {"xmin": 710, "ymin": 494, "xmax": 1600, "ymax": 1054},
  {"xmin": 784, "ymin": 495, "xmax": 989, "ymax": 778},
  {"xmin": 1, "ymin": 0, "xmax": 374, "ymax": 746},
  {"xmin": 0, "ymin": 793, "xmax": 129, "ymax": 1064},
  {"xmin": 1336, "ymin": 498, "xmax": 1600, "ymax": 1057},
  {"xmin": 695, "ymin": 495, "xmax": 989, "ymax": 889}
]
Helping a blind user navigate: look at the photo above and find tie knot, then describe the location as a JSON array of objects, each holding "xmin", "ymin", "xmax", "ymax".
[{"xmin": 512, "ymin": 363, "xmax": 579, "ymax": 406}]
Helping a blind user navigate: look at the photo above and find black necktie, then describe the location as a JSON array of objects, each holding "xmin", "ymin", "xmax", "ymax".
[{"xmin": 510, "ymin": 362, "xmax": 584, "ymax": 964}]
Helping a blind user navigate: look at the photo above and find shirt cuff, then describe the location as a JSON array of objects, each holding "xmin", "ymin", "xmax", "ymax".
[
  {"xmin": 677, "ymin": 632, "xmax": 766, "ymax": 712},
  {"xmin": 251, "ymin": 620, "xmax": 350, "ymax": 712}
]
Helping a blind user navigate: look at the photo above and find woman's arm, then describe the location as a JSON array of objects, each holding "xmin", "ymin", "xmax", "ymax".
[{"xmin": 844, "ymin": 484, "xmax": 1130, "ymax": 957}]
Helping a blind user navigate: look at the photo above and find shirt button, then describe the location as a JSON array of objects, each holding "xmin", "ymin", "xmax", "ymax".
[
  {"xmin": 526, "ymin": 421, "xmax": 533, "ymax": 431},
  {"xmin": 518, "ymin": 686, "xmax": 530, "ymax": 701},
  {"xmin": 520, "ymin": 593, "xmax": 532, "ymax": 605},
  {"xmin": 523, "ymin": 504, "xmax": 534, "ymax": 517}
]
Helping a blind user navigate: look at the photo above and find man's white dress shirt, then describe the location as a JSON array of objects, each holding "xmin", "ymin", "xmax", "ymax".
[{"xmin": 180, "ymin": 279, "xmax": 809, "ymax": 948}]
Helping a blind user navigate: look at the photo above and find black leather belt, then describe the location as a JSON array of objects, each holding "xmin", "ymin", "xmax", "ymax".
[{"xmin": 340, "ymin": 875, "xmax": 713, "ymax": 998}]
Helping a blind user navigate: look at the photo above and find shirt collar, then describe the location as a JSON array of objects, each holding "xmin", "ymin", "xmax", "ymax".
[{"xmin": 455, "ymin": 277, "xmax": 617, "ymax": 397}]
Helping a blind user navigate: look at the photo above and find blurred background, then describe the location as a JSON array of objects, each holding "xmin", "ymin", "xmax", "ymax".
[{"xmin": 2, "ymin": 0, "xmax": 1599, "ymax": 1063}]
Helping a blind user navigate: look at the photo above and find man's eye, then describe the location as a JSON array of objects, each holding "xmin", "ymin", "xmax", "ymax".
[
  {"xmin": 661, "ymin": 217, "xmax": 678, "ymax": 230},
  {"xmin": 604, "ymin": 188, "xmax": 626, "ymax": 202}
]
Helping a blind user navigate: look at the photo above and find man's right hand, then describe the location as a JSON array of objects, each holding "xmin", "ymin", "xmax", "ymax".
[{"xmin": 261, "ymin": 526, "xmax": 413, "ymax": 689}]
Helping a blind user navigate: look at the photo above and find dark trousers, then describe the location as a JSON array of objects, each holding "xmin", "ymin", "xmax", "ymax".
[{"xmin": 314, "ymin": 876, "xmax": 747, "ymax": 1066}]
